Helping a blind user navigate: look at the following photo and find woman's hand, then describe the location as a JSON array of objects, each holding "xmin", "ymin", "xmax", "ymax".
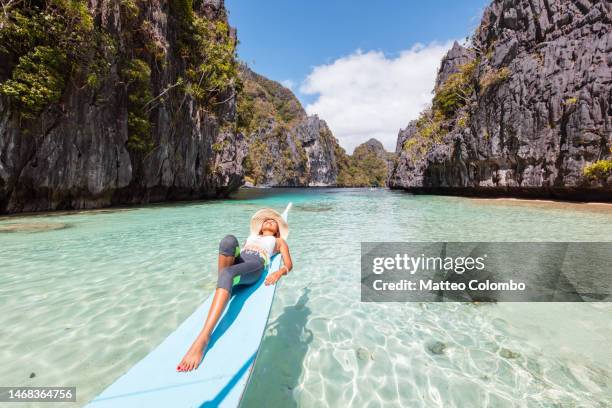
[
  {"xmin": 265, "ymin": 269, "xmax": 285, "ymax": 285},
  {"xmin": 266, "ymin": 239, "xmax": 292, "ymax": 286}
]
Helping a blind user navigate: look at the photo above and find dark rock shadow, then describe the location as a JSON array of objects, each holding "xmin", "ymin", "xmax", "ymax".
[{"xmin": 240, "ymin": 288, "xmax": 313, "ymax": 408}]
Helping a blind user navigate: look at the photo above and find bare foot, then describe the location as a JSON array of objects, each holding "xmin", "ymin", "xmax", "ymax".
[{"xmin": 177, "ymin": 339, "xmax": 208, "ymax": 372}]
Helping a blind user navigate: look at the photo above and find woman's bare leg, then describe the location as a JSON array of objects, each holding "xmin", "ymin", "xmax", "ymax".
[{"xmin": 177, "ymin": 254, "xmax": 234, "ymax": 372}]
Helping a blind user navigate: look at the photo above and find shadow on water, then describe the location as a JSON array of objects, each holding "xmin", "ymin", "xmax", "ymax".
[
  {"xmin": 240, "ymin": 288, "xmax": 313, "ymax": 408},
  {"xmin": 198, "ymin": 353, "xmax": 256, "ymax": 408}
]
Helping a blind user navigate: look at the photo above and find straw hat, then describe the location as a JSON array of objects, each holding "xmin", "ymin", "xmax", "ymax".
[{"xmin": 250, "ymin": 208, "xmax": 289, "ymax": 240}]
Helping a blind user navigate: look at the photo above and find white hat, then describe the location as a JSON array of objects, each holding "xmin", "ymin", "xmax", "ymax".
[{"xmin": 250, "ymin": 208, "xmax": 289, "ymax": 240}]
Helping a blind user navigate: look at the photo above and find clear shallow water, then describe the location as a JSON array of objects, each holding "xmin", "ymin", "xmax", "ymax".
[{"xmin": 1, "ymin": 188, "xmax": 611, "ymax": 407}]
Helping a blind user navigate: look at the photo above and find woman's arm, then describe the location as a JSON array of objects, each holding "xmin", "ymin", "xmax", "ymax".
[{"xmin": 264, "ymin": 238, "xmax": 292, "ymax": 285}]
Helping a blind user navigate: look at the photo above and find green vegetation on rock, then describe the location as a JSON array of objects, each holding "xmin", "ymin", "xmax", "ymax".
[
  {"xmin": 171, "ymin": 0, "xmax": 238, "ymax": 109},
  {"xmin": 433, "ymin": 59, "xmax": 478, "ymax": 119},
  {"xmin": 400, "ymin": 59, "xmax": 482, "ymax": 162},
  {"xmin": 479, "ymin": 66, "xmax": 511, "ymax": 91},
  {"xmin": 242, "ymin": 122, "xmax": 308, "ymax": 185},
  {"xmin": 583, "ymin": 153, "xmax": 612, "ymax": 182},
  {"xmin": 336, "ymin": 139, "xmax": 391, "ymax": 187},
  {"xmin": 236, "ymin": 65, "xmax": 304, "ymax": 135},
  {"xmin": 0, "ymin": 45, "xmax": 66, "ymax": 117},
  {"xmin": 0, "ymin": 1, "xmax": 95, "ymax": 118},
  {"xmin": 564, "ymin": 96, "xmax": 578, "ymax": 106},
  {"xmin": 237, "ymin": 65, "xmax": 308, "ymax": 185},
  {"xmin": 121, "ymin": 58, "xmax": 154, "ymax": 152},
  {"xmin": 402, "ymin": 108, "xmax": 448, "ymax": 161}
]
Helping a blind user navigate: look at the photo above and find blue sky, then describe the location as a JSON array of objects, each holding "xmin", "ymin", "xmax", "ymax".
[{"xmin": 225, "ymin": 0, "xmax": 490, "ymax": 152}]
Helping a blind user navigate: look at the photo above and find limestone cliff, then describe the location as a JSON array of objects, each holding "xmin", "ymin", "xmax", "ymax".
[
  {"xmin": 0, "ymin": 0, "xmax": 245, "ymax": 214},
  {"xmin": 389, "ymin": 0, "xmax": 612, "ymax": 201},
  {"xmin": 237, "ymin": 65, "xmax": 340, "ymax": 186},
  {"xmin": 336, "ymin": 138, "xmax": 396, "ymax": 187}
]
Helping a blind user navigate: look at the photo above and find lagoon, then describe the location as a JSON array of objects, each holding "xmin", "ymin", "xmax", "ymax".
[{"xmin": 1, "ymin": 188, "xmax": 611, "ymax": 407}]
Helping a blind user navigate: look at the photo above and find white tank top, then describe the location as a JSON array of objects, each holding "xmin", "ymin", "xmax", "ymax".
[{"xmin": 245, "ymin": 234, "xmax": 277, "ymax": 257}]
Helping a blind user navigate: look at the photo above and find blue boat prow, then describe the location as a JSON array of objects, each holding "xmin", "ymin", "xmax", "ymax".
[{"xmin": 87, "ymin": 253, "xmax": 282, "ymax": 408}]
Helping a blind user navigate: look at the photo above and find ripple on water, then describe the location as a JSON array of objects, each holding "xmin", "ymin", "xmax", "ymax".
[
  {"xmin": 295, "ymin": 203, "xmax": 334, "ymax": 212},
  {"xmin": 0, "ymin": 222, "xmax": 69, "ymax": 233}
]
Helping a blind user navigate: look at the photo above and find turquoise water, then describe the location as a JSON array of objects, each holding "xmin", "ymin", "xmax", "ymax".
[{"xmin": 1, "ymin": 188, "xmax": 611, "ymax": 407}]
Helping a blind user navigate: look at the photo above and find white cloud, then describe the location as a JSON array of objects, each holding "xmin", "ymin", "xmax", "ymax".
[
  {"xmin": 280, "ymin": 79, "xmax": 295, "ymax": 90},
  {"xmin": 300, "ymin": 41, "xmax": 455, "ymax": 153}
]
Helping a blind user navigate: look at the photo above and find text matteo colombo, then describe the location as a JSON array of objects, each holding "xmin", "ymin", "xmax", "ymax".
[{"xmin": 370, "ymin": 254, "xmax": 526, "ymax": 292}]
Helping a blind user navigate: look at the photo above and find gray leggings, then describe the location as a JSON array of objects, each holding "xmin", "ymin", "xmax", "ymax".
[{"xmin": 217, "ymin": 234, "xmax": 265, "ymax": 293}]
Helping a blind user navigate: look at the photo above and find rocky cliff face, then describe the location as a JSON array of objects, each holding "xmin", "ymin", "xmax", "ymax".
[
  {"xmin": 336, "ymin": 138, "xmax": 396, "ymax": 187},
  {"xmin": 237, "ymin": 65, "xmax": 340, "ymax": 186},
  {"xmin": 0, "ymin": 0, "xmax": 245, "ymax": 214},
  {"xmin": 389, "ymin": 0, "xmax": 612, "ymax": 201},
  {"xmin": 359, "ymin": 138, "xmax": 397, "ymax": 177},
  {"xmin": 237, "ymin": 67, "xmax": 395, "ymax": 188}
]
